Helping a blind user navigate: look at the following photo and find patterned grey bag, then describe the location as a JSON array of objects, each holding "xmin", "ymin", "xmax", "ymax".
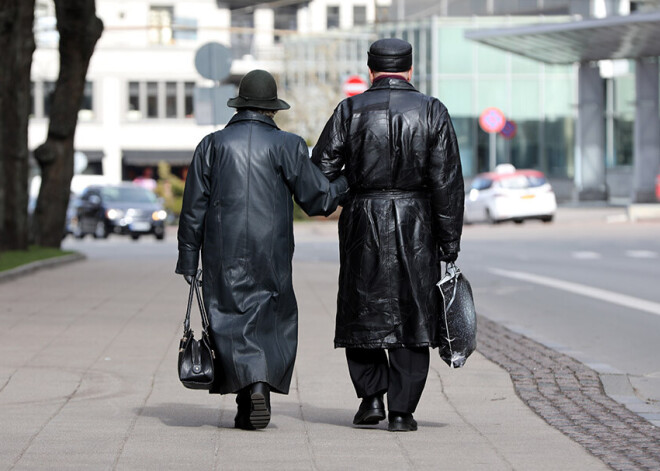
[{"xmin": 437, "ymin": 263, "xmax": 477, "ymax": 368}]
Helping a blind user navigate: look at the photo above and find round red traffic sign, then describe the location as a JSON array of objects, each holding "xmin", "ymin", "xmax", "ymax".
[
  {"xmin": 500, "ymin": 119, "xmax": 517, "ymax": 139},
  {"xmin": 479, "ymin": 107, "xmax": 506, "ymax": 134},
  {"xmin": 343, "ymin": 75, "xmax": 368, "ymax": 97}
]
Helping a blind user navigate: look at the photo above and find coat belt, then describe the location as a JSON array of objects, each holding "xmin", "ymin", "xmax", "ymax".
[{"xmin": 352, "ymin": 189, "xmax": 430, "ymax": 199}]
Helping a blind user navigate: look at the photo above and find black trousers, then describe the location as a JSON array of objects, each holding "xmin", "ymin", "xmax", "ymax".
[{"xmin": 345, "ymin": 347, "xmax": 430, "ymax": 414}]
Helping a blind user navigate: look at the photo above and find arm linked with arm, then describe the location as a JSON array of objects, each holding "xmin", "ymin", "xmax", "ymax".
[{"xmin": 282, "ymin": 137, "xmax": 348, "ymax": 217}]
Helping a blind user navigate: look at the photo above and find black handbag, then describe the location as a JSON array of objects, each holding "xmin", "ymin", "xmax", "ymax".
[
  {"xmin": 437, "ymin": 262, "xmax": 477, "ymax": 368},
  {"xmin": 178, "ymin": 271, "xmax": 216, "ymax": 389}
]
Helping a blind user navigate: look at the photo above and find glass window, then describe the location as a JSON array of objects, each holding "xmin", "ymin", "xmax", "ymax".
[
  {"xmin": 437, "ymin": 79, "xmax": 473, "ymax": 117},
  {"xmin": 80, "ymin": 81, "xmax": 93, "ymax": 111},
  {"xmin": 43, "ymin": 81, "xmax": 56, "ymax": 117},
  {"xmin": 173, "ymin": 17, "xmax": 197, "ymax": 41},
  {"xmin": 511, "ymin": 54, "xmax": 539, "ymax": 74},
  {"xmin": 437, "ymin": 27, "xmax": 473, "ymax": 74},
  {"xmin": 376, "ymin": 6, "xmax": 389, "ymax": 22},
  {"xmin": 231, "ymin": 9, "xmax": 254, "ymax": 59},
  {"xmin": 510, "ymin": 120, "xmax": 540, "ymax": 170},
  {"xmin": 128, "ymin": 81, "xmax": 140, "ymax": 111},
  {"xmin": 544, "ymin": 76, "xmax": 573, "ymax": 119},
  {"xmin": 165, "ymin": 81, "xmax": 177, "ymax": 118},
  {"xmin": 148, "ymin": 6, "xmax": 174, "ymax": 45},
  {"xmin": 448, "ymin": 0, "xmax": 488, "ymax": 15},
  {"xmin": 147, "ymin": 81, "xmax": 158, "ymax": 118},
  {"xmin": 477, "ymin": 79, "xmax": 507, "ymax": 113},
  {"xmin": 477, "ymin": 44, "xmax": 507, "ymax": 74},
  {"xmin": 511, "ymin": 80, "xmax": 539, "ymax": 119},
  {"xmin": 544, "ymin": 117, "xmax": 574, "ymax": 177},
  {"xmin": 184, "ymin": 82, "xmax": 195, "ymax": 118},
  {"xmin": 353, "ymin": 6, "xmax": 366, "ymax": 25},
  {"xmin": 327, "ymin": 6, "xmax": 340, "ymax": 29}
]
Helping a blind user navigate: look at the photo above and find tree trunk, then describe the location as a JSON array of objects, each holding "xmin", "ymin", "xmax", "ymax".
[
  {"xmin": 33, "ymin": 0, "xmax": 103, "ymax": 247},
  {"xmin": 0, "ymin": 0, "xmax": 35, "ymax": 251}
]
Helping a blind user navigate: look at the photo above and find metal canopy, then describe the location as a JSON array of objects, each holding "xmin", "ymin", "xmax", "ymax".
[{"xmin": 464, "ymin": 11, "xmax": 660, "ymax": 64}]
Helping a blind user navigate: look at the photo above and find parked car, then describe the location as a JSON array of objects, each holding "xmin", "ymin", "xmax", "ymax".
[
  {"xmin": 74, "ymin": 183, "xmax": 167, "ymax": 240},
  {"xmin": 464, "ymin": 164, "xmax": 557, "ymax": 225}
]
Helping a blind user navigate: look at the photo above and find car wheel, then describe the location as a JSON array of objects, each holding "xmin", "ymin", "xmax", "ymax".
[
  {"xmin": 73, "ymin": 226, "xmax": 85, "ymax": 239},
  {"xmin": 485, "ymin": 209, "xmax": 499, "ymax": 225},
  {"xmin": 514, "ymin": 219, "xmax": 524, "ymax": 224},
  {"xmin": 93, "ymin": 221, "xmax": 108, "ymax": 239},
  {"xmin": 130, "ymin": 233, "xmax": 140, "ymax": 241},
  {"xmin": 541, "ymin": 215, "xmax": 554, "ymax": 223}
]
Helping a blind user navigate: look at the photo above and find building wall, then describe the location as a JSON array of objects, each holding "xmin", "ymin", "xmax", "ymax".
[{"xmin": 29, "ymin": 0, "xmax": 391, "ymax": 183}]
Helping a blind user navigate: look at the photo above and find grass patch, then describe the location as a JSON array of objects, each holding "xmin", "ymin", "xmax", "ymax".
[{"xmin": 0, "ymin": 246, "xmax": 74, "ymax": 272}]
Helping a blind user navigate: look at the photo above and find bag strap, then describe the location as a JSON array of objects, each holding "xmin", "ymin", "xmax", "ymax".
[
  {"xmin": 192, "ymin": 270, "xmax": 211, "ymax": 332},
  {"xmin": 183, "ymin": 272, "xmax": 196, "ymax": 333},
  {"xmin": 183, "ymin": 269, "xmax": 210, "ymax": 333}
]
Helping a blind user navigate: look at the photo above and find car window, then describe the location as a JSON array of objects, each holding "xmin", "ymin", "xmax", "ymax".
[
  {"xmin": 101, "ymin": 186, "xmax": 157, "ymax": 203},
  {"xmin": 498, "ymin": 174, "xmax": 548, "ymax": 189},
  {"xmin": 527, "ymin": 175, "xmax": 547, "ymax": 187},
  {"xmin": 471, "ymin": 178, "xmax": 493, "ymax": 191}
]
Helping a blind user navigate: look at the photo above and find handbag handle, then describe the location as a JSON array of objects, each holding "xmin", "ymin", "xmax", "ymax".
[{"xmin": 183, "ymin": 269, "xmax": 210, "ymax": 333}]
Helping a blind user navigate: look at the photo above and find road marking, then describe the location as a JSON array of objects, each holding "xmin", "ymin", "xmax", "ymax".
[
  {"xmin": 625, "ymin": 250, "xmax": 658, "ymax": 259},
  {"xmin": 488, "ymin": 268, "xmax": 660, "ymax": 318},
  {"xmin": 571, "ymin": 251, "xmax": 602, "ymax": 260}
]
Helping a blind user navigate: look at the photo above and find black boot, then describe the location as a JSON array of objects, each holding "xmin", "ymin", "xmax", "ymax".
[
  {"xmin": 353, "ymin": 393, "xmax": 386, "ymax": 425},
  {"xmin": 248, "ymin": 382, "xmax": 271, "ymax": 430},
  {"xmin": 387, "ymin": 411, "xmax": 417, "ymax": 432},
  {"xmin": 234, "ymin": 389, "xmax": 252, "ymax": 430}
]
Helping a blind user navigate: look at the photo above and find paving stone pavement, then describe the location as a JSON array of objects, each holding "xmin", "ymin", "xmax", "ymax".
[
  {"xmin": 477, "ymin": 315, "xmax": 660, "ymax": 471},
  {"xmin": 0, "ymin": 253, "xmax": 612, "ymax": 470}
]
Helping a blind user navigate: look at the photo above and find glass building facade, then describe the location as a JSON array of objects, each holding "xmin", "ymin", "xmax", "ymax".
[{"xmin": 283, "ymin": 14, "xmax": 643, "ymax": 187}]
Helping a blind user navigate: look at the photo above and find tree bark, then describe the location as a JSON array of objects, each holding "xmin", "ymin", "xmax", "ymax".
[
  {"xmin": 33, "ymin": 0, "xmax": 103, "ymax": 247},
  {"xmin": 0, "ymin": 0, "xmax": 35, "ymax": 251}
]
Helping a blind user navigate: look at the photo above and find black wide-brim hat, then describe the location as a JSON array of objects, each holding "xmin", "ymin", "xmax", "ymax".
[
  {"xmin": 367, "ymin": 38, "xmax": 413, "ymax": 72},
  {"xmin": 227, "ymin": 69, "xmax": 290, "ymax": 110}
]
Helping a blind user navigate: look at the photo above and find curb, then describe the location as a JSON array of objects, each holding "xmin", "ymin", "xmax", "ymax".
[{"xmin": 0, "ymin": 252, "xmax": 87, "ymax": 284}]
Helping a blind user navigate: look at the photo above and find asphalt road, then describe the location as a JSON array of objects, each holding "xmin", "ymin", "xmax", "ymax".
[{"xmin": 62, "ymin": 207, "xmax": 660, "ymax": 424}]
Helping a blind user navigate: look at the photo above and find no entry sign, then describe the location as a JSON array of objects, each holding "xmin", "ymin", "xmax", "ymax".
[
  {"xmin": 479, "ymin": 107, "xmax": 506, "ymax": 134},
  {"xmin": 343, "ymin": 75, "xmax": 368, "ymax": 97}
]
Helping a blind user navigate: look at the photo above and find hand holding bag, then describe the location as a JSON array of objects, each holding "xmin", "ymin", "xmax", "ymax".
[
  {"xmin": 178, "ymin": 270, "xmax": 216, "ymax": 389},
  {"xmin": 437, "ymin": 262, "xmax": 477, "ymax": 368}
]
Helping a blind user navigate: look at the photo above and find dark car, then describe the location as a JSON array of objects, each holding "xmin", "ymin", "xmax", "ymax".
[{"xmin": 74, "ymin": 183, "xmax": 167, "ymax": 240}]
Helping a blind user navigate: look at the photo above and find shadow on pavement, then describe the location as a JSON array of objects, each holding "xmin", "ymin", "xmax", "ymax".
[{"xmin": 138, "ymin": 403, "xmax": 220, "ymax": 428}]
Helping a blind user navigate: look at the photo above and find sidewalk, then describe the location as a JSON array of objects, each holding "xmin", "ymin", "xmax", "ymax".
[{"xmin": 0, "ymin": 251, "xmax": 610, "ymax": 470}]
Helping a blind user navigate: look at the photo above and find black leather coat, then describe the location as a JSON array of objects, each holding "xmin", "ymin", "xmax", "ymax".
[
  {"xmin": 176, "ymin": 110, "xmax": 348, "ymax": 394},
  {"xmin": 312, "ymin": 77, "xmax": 464, "ymax": 349}
]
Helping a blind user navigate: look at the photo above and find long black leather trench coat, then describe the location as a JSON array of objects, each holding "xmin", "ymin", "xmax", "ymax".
[
  {"xmin": 312, "ymin": 77, "xmax": 464, "ymax": 349},
  {"xmin": 176, "ymin": 110, "xmax": 348, "ymax": 394}
]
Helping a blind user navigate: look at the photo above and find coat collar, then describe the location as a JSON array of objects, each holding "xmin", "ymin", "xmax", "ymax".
[
  {"xmin": 226, "ymin": 110, "xmax": 279, "ymax": 128},
  {"xmin": 367, "ymin": 77, "xmax": 417, "ymax": 92}
]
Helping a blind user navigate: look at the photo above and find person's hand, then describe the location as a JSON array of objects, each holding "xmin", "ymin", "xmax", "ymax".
[{"xmin": 184, "ymin": 274, "xmax": 194, "ymax": 285}]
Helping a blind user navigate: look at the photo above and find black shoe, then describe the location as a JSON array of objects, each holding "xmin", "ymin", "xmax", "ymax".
[
  {"xmin": 353, "ymin": 394, "xmax": 386, "ymax": 425},
  {"xmin": 387, "ymin": 412, "xmax": 417, "ymax": 432},
  {"xmin": 234, "ymin": 382, "xmax": 271, "ymax": 430}
]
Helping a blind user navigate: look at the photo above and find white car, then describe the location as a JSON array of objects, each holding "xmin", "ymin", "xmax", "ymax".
[{"xmin": 464, "ymin": 164, "xmax": 557, "ymax": 224}]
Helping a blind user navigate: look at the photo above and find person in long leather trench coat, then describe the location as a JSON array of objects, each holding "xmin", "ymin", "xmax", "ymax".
[
  {"xmin": 176, "ymin": 70, "xmax": 348, "ymax": 430},
  {"xmin": 312, "ymin": 38, "xmax": 464, "ymax": 432}
]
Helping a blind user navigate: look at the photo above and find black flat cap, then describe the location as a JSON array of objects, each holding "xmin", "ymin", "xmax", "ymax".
[{"xmin": 367, "ymin": 38, "xmax": 413, "ymax": 72}]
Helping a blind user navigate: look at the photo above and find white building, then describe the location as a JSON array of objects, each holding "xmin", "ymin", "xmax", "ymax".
[{"xmin": 29, "ymin": 0, "xmax": 391, "ymax": 182}]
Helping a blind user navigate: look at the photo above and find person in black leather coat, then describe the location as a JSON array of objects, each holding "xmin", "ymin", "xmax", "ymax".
[
  {"xmin": 176, "ymin": 70, "xmax": 348, "ymax": 430},
  {"xmin": 312, "ymin": 39, "xmax": 464, "ymax": 432}
]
